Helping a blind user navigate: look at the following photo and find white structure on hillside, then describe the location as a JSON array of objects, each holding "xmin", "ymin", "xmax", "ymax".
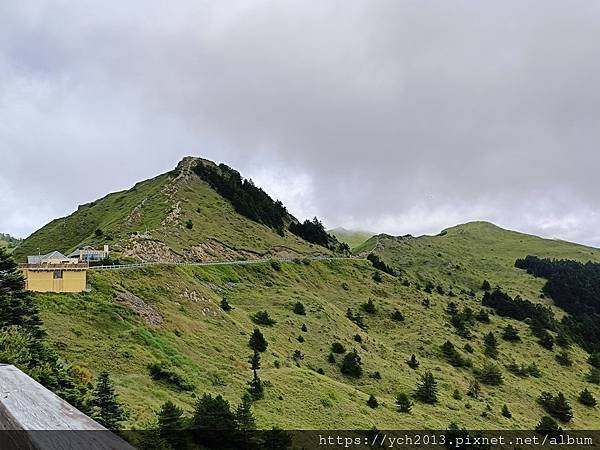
[{"xmin": 67, "ymin": 245, "xmax": 109, "ymax": 262}]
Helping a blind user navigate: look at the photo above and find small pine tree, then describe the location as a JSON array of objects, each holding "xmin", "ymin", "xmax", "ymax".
[
  {"xmin": 249, "ymin": 328, "xmax": 268, "ymax": 352},
  {"xmin": 192, "ymin": 393, "xmax": 236, "ymax": 431},
  {"xmin": 555, "ymin": 350, "xmax": 573, "ymax": 367},
  {"xmin": 391, "ymin": 310, "xmax": 405, "ymax": 322},
  {"xmin": 476, "ymin": 363, "xmax": 503, "ymax": 385},
  {"xmin": 475, "ymin": 309, "xmax": 490, "ymax": 323},
  {"xmin": 235, "ymin": 393, "xmax": 257, "ymax": 431},
  {"xmin": 502, "ymin": 324, "xmax": 521, "ymax": 342},
  {"xmin": 552, "ymin": 393, "xmax": 573, "ymax": 422},
  {"xmin": 452, "ymin": 389, "xmax": 462, "ymax": 400},
  {"xmin": 293, "ymin": 302, "xmax": 306, "ymax": 315},
  {"xmin": 90, "ymin": 371, "xmax": 128, "ymax": 430},
  {"xmin": 579, "ymin": 388, "xmax": 597, "ymax": 407},
  {"xmin": 185, "ymin": 219, "xmax": 193, "ymax": 229},
  {"xmin": 252, "ymin": 310, "xmax": 276, "ymax": 326},
  {"xmin": 464, "ymin": 343, "xmax": 474, "ymax": 353},
  {"xmin": 538, "ymin": 330, "xmax": 554, "ymax": 350},
  {"xmin": 220, "ymin": 297, "xmax": 233, "ymax": 312},
  {"xmin": 483, "ymin": 332, "xmax": 499, "ymax": 359},
  {"xmin": 467, "ymin": 379, "xmax": 481, "ymax": 399},
  {"xmin": 248, "ymin": 351, "xmax": 264, "ymax": 400},
  {"xmin": 157, "ymin": 401, "xmax": 185, "ymax": 448},
  {"xmin": 331, "ymin": 342, "xmax": 346, "ymax": 354},
  {"xmin": 535, "ymin": 415, "xmax": 561, "ymax": 435},
  {"xmin": 340, "ymin": 349, "xmax": 363, "ymax": 378},
  {"xmin": 361, "ymin": 299, "xmax": 376, "ymax": 314},
  {"xmin": 501, "ymin": 404, "xmax": 512, "ymax": 418},
  {"xmin": 396, "ymin": 392, "xmax": 413, "ymax": 413},
  {"xmin": 481, "ymin": 280, "xmax": 491, "ymax": 291},
  {"xmin": 327, "ymin": 352, "xmax": 336, "ymax": 363},
  {"xmin": 297, "ymin": 335, "xmax": 304, "ymax": 343},
  {"xmin": 372, "ymin": 272, "xmax": 383, "ymax": 283},
  {"xmin": 367, "ymin": 394, "xmax": 379, "ymax": 409},
  {"xmin": 407, "ymin": 354, "xmax": 419, "ymax": 369},
  {"xmin": 414, "ymin": 371, "xmax": 438, "ymax": 404},
  {"xmin": 301, "ymin": 323, "xmax": 308, "ymax": 332}
]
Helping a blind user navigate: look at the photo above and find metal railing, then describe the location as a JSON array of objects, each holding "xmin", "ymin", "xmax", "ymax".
[{"xmin": 19, "ymin": 263, "xmax": 89, "ymax": 270}]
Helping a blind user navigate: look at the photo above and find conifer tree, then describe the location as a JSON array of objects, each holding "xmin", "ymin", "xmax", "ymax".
[
  {"xmin": 467, "ymin": 379, "xmax": 481, "ymax": 399},
  {"xmin": 396, "ymin": 392, "xmax": 413, "ymax": 413},
  {"xmin": 407, "ymin": 354, "xmax": 419, "ymax": 369},
  {"xmin": 535, "ymin": 416, "xmax": 562, "ymax": 435},
  {"xmin": 367, "ymin": 394, "xmax": 378, "ymax": 409},
  {"xmin": 501, "ymin": 404, "xmax": 512, "ymax": 418},
  {"xmin": 157, "ymin": 400, "xmax": 185, "ymax": 448},
  {"xmin": 361, "ymin": 299, "xmax": 376, "ymax": 314},
  {"xmin": 579, "ymin": 388, "xmax": 597, "ymax": 407},
  {"xmin": 414, "ymin": 370, "xmax": 438, "ymax": 404},
  {"xmin": 340, "ymin": 349, "xmax": 363, "ymax": 378},
  {"xmin": 293, "ymin": 302, "xmax": 306, "ymax": 315},
  {"xmin": 220, "ymin": 298, "xmax": 233, "ymax": 312},
  {"xmin": 552, "ymin": 392, "xmax": 573, "ymax": 422},
  {"xmin": 481, "ymin": 280, "xmax": 491, "ymax": 291},
  {"xmin": 235, "ymin": 393, "xmax": 257, "ymax": 430},
  {"xmin": 391, "ymin": 310, "xmax": 405, "ymax": 322},
  {"xmin": 249, "ymin": 328, "xmax": 268, "ymax": 352},
  {"xmin": 502, "ymin": 324, "xmax": 521, "ymax": 342},
  {"xmin": 90, "ymin": 371, "xmax": 128, "ymax": 430},
  {"xmin": 483, "ymin": 332, "xmax": 499, "ymax": 359},
  {"xmin": 0, "ymin": 248, "xmax": 44, "ymax": 338},
  {"xmin": 248, "ymin": 351, "xmax": 264, "ymax": 400},
  {"xmin": 192, "ymin": 393, "xmax": 236, "ymax": 431}
]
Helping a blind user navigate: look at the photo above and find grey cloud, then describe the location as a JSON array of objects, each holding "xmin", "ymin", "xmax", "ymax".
[{"xmin": 1, "ymin": 1, "xmax": 599, "ymax": 246}]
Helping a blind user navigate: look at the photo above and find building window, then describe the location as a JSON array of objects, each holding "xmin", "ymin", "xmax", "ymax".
[{"xmin": 53, "ymin": 270, "xmax": 63, "ymax": 279}]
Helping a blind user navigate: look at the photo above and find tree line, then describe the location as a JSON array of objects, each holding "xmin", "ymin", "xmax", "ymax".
[{"xmin": 515, "ymin": 255, "xmax": 600, "ymax": 353}]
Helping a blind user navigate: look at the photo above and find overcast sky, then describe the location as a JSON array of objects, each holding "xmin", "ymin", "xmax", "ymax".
[{"xmin": 2, "ymin": 1, "xmax": 600, "ymax": 246}]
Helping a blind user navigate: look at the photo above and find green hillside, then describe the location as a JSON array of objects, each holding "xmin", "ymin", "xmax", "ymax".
[
  {"xmin": 12, "ymin": 159, "xmax": 600, "ymax": 431},
  {"xmin": 0, "ymin": 232, "xmax": 21, "ymax": 253},
  {"xmin": 14, "ymin": 157, "xmax": 328, "ymax": 263},
  {"xmin": 357, "ymin": 221, "xmax": 600, "ymax": 311},
  {"xmin": 329, "ymin": 228, "xmax": 374, "ymax": 251},
  {"xmin": 34, "ymin": 226, "xmax": 600, "ymax": 429}
]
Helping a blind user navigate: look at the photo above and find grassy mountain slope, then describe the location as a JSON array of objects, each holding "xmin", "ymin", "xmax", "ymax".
[
  {"xmin": 329, "ymin": 228, "xmax": 374, "ymax": 251},
  {"xmin": 357, "ymin": 221, "xmax": 600, "ymax": 315},
  {"xmin": 14, "ymin": 158, "xmax": 327, "ymax": 263},
  {"xmin": 36, "ymin": 251, "xmax": 600, "ymax": 430},
  {"xmin": 0, "ymin": 232, "xmax": 21, "ymax": 253}
]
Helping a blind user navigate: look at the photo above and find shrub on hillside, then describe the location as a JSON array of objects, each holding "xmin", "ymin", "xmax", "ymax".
[
  {"xmin": 251, "ymin": 311, "xmax": 276, "ymax": 326},
  {"xmin": 340, "ymin": 349, "xmax": 362, "ymax": 378},
  {"xmin": 538, "ymin": 392, "xmax": 573, "ymax": 422},
  {"xmin": 148, "ymin": 362, "xmax": 194, "ymax": 391},
  {"xmin": 579, "ymin": 388, "xmax": 597, "ymax": 407},
  {"xmin": 475, "ymin": 363, "xmax": 503, "ymax": 385},
  {"xmin": 331, "ymin": 342, "xmax": 346, "ymax": 354},
  {"xmin": 293, "ymin": 302, "xmax": 306, "ymax": 315}
]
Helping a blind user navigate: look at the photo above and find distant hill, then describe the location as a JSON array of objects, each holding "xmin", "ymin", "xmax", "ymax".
[
  {"xmin": 0, "ymin": 232, "xmax": 21, "ymax": 253},
  {"xmin": 15, "ymin": 157, "xmax": 344, "ymax": 263},
  {"xmin": 328, "ymin": 227, "xmax": 374, "ymax": 251},
  {"xmin": 32, "ymin": 218, "xmax": 600, "ymax": 430}
]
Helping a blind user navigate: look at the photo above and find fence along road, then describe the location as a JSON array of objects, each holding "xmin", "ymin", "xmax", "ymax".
[{"xmin": 89, "ymin": 256, "xmax": 366, "ymax": 271}]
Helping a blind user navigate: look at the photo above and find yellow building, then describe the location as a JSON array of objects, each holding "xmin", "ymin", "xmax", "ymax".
[{"xmin": 20, "ymin": 251, "xmax": 88, "ymax": 293}]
